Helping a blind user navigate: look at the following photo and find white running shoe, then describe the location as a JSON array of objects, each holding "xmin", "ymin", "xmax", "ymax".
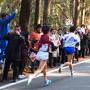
[
  {"xmin": 58, "ymin": 64, "xmax": 64, "ymax": 73},
  {"xmin": 45, "ymin": 80, "xmax": 52, "ymax": 86},
  {"xmin": 18, "ymin": 75, "xmax": 26, "ymax": 79},
  {"xmin": 27, "ymin": 75, "xmax": 33, "ymax": 85}
]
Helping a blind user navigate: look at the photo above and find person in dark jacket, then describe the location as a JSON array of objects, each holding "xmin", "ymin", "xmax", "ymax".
[
  {"xmin": 79, "ymin": 32, "xmax": 88, "ymax": 58},
  {"xmin": 18, "ymin": 31, "xmax": 29, "ymax": 79},
  {"xmin": 2, "ymin": 25, "xmax": 24, "ymax": 82}
]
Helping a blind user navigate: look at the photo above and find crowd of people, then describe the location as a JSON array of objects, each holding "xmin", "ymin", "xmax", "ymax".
[{"xmin": 0, "ymin": 11, "xmax": 90, "ymax": 86}]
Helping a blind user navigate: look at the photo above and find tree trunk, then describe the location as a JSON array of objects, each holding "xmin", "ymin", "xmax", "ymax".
[
  {"xmin": 70, "ymin": 0, "xmax": 74, "ymax": 19},
  {"xmin": 19, "ymin": 0, "xmax": 32, "ymax": 32},
  {"xmin": 73, "ymin": 0, "xmax": 80, "ymax": 26},
  {"xmin": 34, "ymin": 0, "xmax": 40, "ymax": 27},
  {"xmin": 80, "ymin": 0, "xmax": 85, "ymax": 25},
  {"xmin": 43, "ymin": 0, "xmax": 51, "ymax": 24}
]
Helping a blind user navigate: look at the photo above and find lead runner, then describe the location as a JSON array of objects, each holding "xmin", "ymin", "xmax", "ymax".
[{"xmin": 59, "ymin": 26, "xmax": 80, "ymax": 76}]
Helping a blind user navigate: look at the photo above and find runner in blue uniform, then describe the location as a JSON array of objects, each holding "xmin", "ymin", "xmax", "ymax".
[{"xmin": 59, "ymin": 26, "xmax": 80, "ymax": 76}]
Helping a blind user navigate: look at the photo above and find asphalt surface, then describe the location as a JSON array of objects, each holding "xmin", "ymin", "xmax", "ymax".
[{"xmin": 1, "ymin": 59, "xmax": 90, "ymax": 90}]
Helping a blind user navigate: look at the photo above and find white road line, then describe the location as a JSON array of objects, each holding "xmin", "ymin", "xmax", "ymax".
[{"xmin": 0, "ymin": 59, "xmax": 90, "ymax": 90}]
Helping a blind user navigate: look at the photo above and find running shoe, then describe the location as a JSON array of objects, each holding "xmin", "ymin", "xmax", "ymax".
[
  {"xmin": 27, "ymin": 75, "xmax": 33, "ymax": 85},
  {"xmin": 18, "ymin": 75, "xmax": 26, "ymax": 79},
  {"xmin": 45, "ymin": 80, "xmax": 52, "ymax": 86},
  {"xmin": 58, "ymin": 64, "xmax": 64, "ymax": 73}
]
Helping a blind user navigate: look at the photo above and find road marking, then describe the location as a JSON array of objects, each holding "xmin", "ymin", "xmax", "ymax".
[{"xmin": 0, "ymin": 59, "xmax": 90, "ymax": 90}]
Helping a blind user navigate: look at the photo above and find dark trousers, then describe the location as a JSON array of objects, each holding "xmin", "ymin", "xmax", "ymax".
[
  {"xmin": 2, "ymin": 58, "xmax": 20, "ymax": 81},
  {"xmin": 88, "ymin": 44, "xmax": 90, "ymax": 55},
  {"xmin": 74, "ymin": 48, "xmax": 79, "ymax": 61},
  {"xmin": 79, "ymin": 47, "xmax": 85, "ymax": 57},
  {"xmin": 19, "ymin": 61, "xmax": 25, "ymax": 75},
  {"xmin": 53, "ymin": 57, "xmax": 58, "ymax": 66},
  {"xmin": 48, "ymin": 53, "xmax": 53, "ymax": 67}
]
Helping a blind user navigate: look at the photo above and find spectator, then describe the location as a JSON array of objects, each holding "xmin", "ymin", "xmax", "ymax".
[
  {"xmin": 49, "ymin": 28, "xmax": 60, "ymax": 67},
  {"xmin": 28, "ymin": 24, "xmax": 42, "ymax": 73},
  {"xmin": 18, "ymin": 31, "xmax": 30, "ymax": 79},
  {"xmin": 2, "ymin": 25, "xmax": 24, "ymax": 82},
  {"xmin": 0, "ymin": 12, "xmax": 16, "ymax": 64}
]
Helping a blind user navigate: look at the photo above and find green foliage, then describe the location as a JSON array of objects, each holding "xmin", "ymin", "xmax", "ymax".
[
  {"xmin": 47, "ymin": 0, "xmax": 71, "ymax": 28},
  {"xmin": 0, "ymin": 0, "xmax": 90, "ymax": 29},
  {"xmin": 0, "ymin": 0, "xmax": 4, "ymax": 3}
]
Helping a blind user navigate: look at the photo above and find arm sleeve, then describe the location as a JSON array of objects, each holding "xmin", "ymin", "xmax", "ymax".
[
  {"xmin": 3, "ymin": 33, "xmax": 10, "ymax": 40},
  {"xmin": 19, "ymin": 35, "xmax": 26, "ymax": 45},
  {"xmin": 0, "ymin": 12, "xmax": 16, "ymax": 24},
  {"xmin": 0, "ymin": 33, "xmax": 10, "ymax": 40}
]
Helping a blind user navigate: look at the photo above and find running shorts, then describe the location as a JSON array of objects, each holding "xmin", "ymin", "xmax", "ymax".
[{"xmin": 64, "ymin": 47, "xmax": 75, "ymax": 55}]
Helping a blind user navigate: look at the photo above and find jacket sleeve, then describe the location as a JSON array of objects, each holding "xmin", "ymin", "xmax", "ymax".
[
  {"xmin": 0, "ymin": 33, "xmax": 10, "ymax": 40},
  {"xmin": 0, "ymin": 12, "xmax": 16, "ymax": 24}
]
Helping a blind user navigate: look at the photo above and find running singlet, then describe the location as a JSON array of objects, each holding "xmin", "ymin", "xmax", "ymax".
[{"xmin": 63, "ymin": 33, "xmax": 80, "ymax": 48}]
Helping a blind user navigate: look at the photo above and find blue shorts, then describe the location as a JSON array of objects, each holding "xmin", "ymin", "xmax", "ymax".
[{"xmin": 64, "ymin": 47, "xmax": 75, "ymax": 55}]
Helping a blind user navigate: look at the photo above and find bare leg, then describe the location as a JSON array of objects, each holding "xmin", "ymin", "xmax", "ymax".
[
  {"xmin": 33, "ymin": 60, "xmax": 47, "ymax": 78},
  {"xmin": 28, "ymin": 60, "xmax": 47, "ymax": 85},
  {"xmin": 42, "ymin": 64, "xmax": 52, "ymax": 85},
  {"xmin": 67, "ymin": 54, "xmax": 74, "ymax": 75},
  {"xmin": 42, "ymin": 64, "xmax": 48, "ymax": 81},
  {"xmin": 59, "ymin": 54, "xmax": 74, "ymax": 74}
]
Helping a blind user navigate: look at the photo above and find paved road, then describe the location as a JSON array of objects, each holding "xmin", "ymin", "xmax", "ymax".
[{"xmin": 1, "ymin": 59, "xmax": 90, "ymax": 90}]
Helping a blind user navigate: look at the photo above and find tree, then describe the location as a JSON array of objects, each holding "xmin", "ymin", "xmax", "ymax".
[
  {"xmin": 1, "ymin": 0, "xmax": 90, "ymax": 29},
  {"xmin": 43, "ymin": 0, "xmax": 51, "ymax": 24},
  {"xmin": 19, "ymin": 0, "xmax": 32, "ymax": 32},
  {"xmin": 0, "ymin": 0, "xmax": 4, "ymax": 3},
  {"xmin": 70, "ymin": 0, "xmax": 73, "ymax": 19},
  {"xmin": 73, "ymin": 0, "xmax": 80, "ymax": 26},
  {"xmin": 34, "ymin": 0, "xmax": 40, "ymax": 27},
  {"xmin": 80, "ymin": 0, "xmax": 85, "ymax": 24}
]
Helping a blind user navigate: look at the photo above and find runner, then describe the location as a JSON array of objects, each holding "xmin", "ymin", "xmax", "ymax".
[
  {"xmin": 59, "ymin": 26, "xmax": 80, "ymax": 76},
  {"xmin": 28, "ymin": 25, "xmax": 51, "ymax": 86}
]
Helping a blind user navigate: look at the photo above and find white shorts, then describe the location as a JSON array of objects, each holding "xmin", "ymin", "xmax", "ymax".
[{"xmin": 36, "ymin": 51, "xmax": 49, "ymax": 61}]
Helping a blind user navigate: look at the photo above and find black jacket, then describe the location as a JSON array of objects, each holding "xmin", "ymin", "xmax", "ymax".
[{"xmin": 4, "ymin": 32, "xmax": 25, "ymax": 60}]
